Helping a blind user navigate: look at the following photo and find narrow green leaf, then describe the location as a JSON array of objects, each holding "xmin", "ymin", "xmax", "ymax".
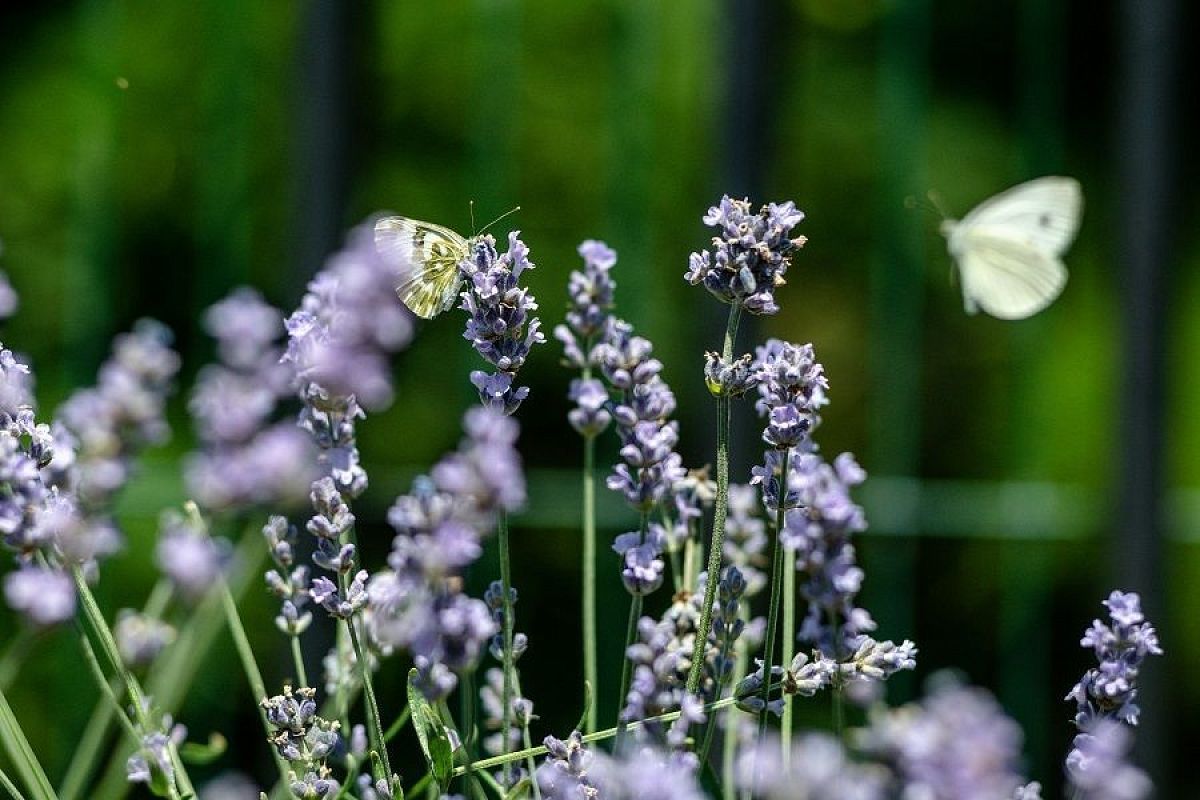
[{"xmin": 407, "ymin": 669, "xmax": 454, "ymax": 789}]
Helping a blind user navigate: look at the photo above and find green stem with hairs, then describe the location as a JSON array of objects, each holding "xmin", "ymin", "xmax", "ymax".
[
  {"xmin": 687, "ymin": 304, "xmax": 743, "ymax": 693},
  {"xmin": 758, "ymin": 449, "xmax": 791, "ymax": 740},
  {"xmin": 614, "ymin": 509, "xmax": 649, "ymax": 747},
  {"xmin": 290, "ymin": 635, "xmax": 308, "ymax": 689},
  {"xmin": 497, "ymin": 509, "xmax": 517, "ymax": 784},
  {"xmin": 581, "ymin": 354, "xmax": 600, "ymax": 735},
  {"xmin": 345, "ymin": 612, "xmax": 392, "ymax": 791},
  {"xmin": 455, "ymin": 696, "xmax": 740, "ymax": 777},
  {"xmin": 781, "ymin": 548, "xmax": 797, "ymax": 766},
  {"xmin": 76, "ymin": 633, "xmax": 138, "ymax": 742},
  {"xmin": 722, "ymin": 600, "xmax": 749, "ymax": 800}
]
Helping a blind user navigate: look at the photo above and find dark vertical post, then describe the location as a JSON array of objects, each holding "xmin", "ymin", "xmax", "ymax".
[
  {"xmin": 712, "ymin": 0, "xmax": 772, "ymax": 479},
  {"xmin": 292, "ymin": 0, "xmax": 348, "ymax": 291},
  {"xmin": 1116, "ymin": 0, "xmax": 1176, "ymax": 786}
]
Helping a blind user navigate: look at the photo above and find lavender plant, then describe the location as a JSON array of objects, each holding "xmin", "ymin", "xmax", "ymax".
[{"xmin": 0, "ymin": 202, "xmax": 1172, "ymax": 800}]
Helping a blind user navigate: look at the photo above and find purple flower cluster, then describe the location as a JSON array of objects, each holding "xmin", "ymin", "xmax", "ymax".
[
  {"xmin": 367, "ymin": 407, "xmax": 524, "ymax": 699},
  {"xmin": 588, "ymin": 745, "xmax": 706, "ymax": 800},
  {"xmin": 262, "ymin": 685, "xmax": 342, "ymax": 798},
  {"xmin": 1065, "ymin": 719, "xmax": 1151, "ymax": 800},
  {"xmin": 186, "ymin": 289, "xmax": 315, "ymax": 511},
  {"xmin": 722, "ymin": 484, "xmax": 768, "ymax": 596},
  {"xmin": 284, "ymin": 221, "xmax": 415, "ymax": 411},
  {"xmin": 735, "ymin": 733, "xmax": 889, "ymax": 800},
  {"xmin": 536, "ymin": 730, "xmax": 597, "ymax": 800},
  {"xmin": 459, "ymin": 231, "xmax": 544, "ymax": 414},
  {"xmin": 555, "ymin": 240, "xmax": 617, "ymax": 372},
  {"xmin": 1066, "ymin": 590, "xmax": 1162, "ymax": 729},
  {"xmin": 263, "ymin": 515, "xmax": 312, "ymax": 637},
  {"xmin": 155, "ymin": 509, "xmax": 230, "ymax": 602},
  {"xmin": 56, "ymin": 320, "xmax": 181, "ymax": 509},
  {"xmin": 858, "ymin": 677, "xmax": 1039, "ymax": 800},
  {"xmin": 1063, "ymin": 591, "xmax": 1161, "ymax": 797},
  {"xmin": 685, "ymin": 196, "xmax": 807, "ymax": 315}
]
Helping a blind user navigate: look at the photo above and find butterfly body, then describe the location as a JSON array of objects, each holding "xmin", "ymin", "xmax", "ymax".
[
  {"xmin": 941, "ymin": 176, "xmax": 1082, "ymax": 320},
  {"xmin": 375, "ymin": 216, "xmax": 475, "ymax": 318}
]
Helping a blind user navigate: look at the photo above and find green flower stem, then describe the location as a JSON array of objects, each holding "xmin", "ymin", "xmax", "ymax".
[
  {"xmin": 460, "ymin": 668, "xmax": 477, "ymax": 760},
  {"xmin": 0, "ymin": 763, "xmax": 26, "ymax": 800},
  {"xmin": 344, "ymin": 614, "xmax": 393, "ymax": 791},
  {"xmin": 511, "ymin": 672, "xmax": 540, "ymax": 800},
  {"xmin": 59, "ymin": 578, "xmax": 170, "ymax": 800},
  {"xmin": 687, "ymin": 304, "xmax": 743, "ymax": 693},
  {"xmin": 454, "ymin": 696, "xmax": 739, "ymax": 777},
  {"xmin": 290, "ymin": 635, "xmax": 308, "ymax": 689},
  {"xmin": 581, "ymin": 361, "xmax": 599, "ymax": 735},
  {"xmin": 384, "ymin": 705, "xmax": 411, "ymax": 743},
  {"xmin": 614, "ymin": 509, "xmax": 649, "ymax": 746},
  {"xmin": 213, "ymin": 562, "xmax": 295, "ymax": 799},
  {"xmin": 781, "ymin": 548, "xmax": 797, "ymax": 767},
  {"xmin": 90, "ymin": 526, "xmax": 266, "ymax": 800},
  {"xmin": 497, "ymin": 509, "xmax": 517, "ymax": 783},
  {"xmin": 69, "ymin": 564, "xmax": 186, "ymax": 800},
  {"xmin": 722, "ymin": 601, "xmax": 749, "ymax": 800},
  {"xmin": 830, "ymin": 614, "xmax": 844, "ymax": 738},
  {"xmin": 76, "ymin": 633, "xmax": 137, "ymax": 741},
  {"xmin": 0, "ymin": 686, "xmax": 55, "ymax": 800},
  {"xmin": 758, "ymin": 448, "xmax": 792, "ymax": 739}
]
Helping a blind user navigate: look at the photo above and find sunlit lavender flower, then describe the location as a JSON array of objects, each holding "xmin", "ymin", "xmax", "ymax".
[
  {"xmin": 263, "ymin": 516, "xmax": 312, "ymax": 636},
  {"xmin": 567, "ymin": 378, "xmax": 611, "ymax": 438},
  {"xmin": 459, "ymin": 231, "xmax": 545, "ymax": 414},
  {"xmin": 556, "ymin": 240, "xmax": 617, "ymax": 366},
  {"xmin": 536, "ymin": 730, "xmax": 597, "ymax": 800},
  {"xmin": 735, "ymin": 733, "xmax": 888, "ymax": 800},
  {"xmin": 284, "ymin": 221, "xmax": 414, "ymax": 410},
  {"xmin": 0, "ymin": 428, "xmax": 51, "ymax": 555},
  {"xmin": 685, "ymin": 196, "xmax": 807, "ymax": 315},
  {"xmin": 1066, "ymin": 590, "xmax": 1162, "ymax": 729},
  {"xmin": 3, "ymin": 565, "xmax": 74, "ymax": 625},
  {"xmin": 858, "ymin": 676, "xmax": 1034, "ymax": 800},
  {"xmin": 115, "ymin": 610, "xmax": 176, "ymax": 667},
  {"xmin": 1065, "ymin": 720, "xmax": 1151, "ymax": 800},
  {"xmin": 589, "ymin": 746, "xmax": 705, "ymax": 800},
  {"xmin": 368, "ymin": 407, "xmax": 523, "ymax": 698},
  {"xmin": 613, "ymin": 527, "xmax": 666, "ymax": 596},
  {"xmin": 703, "ymin": 352, "xmax": 759, "ymax": 398},
  {"xmin": 57, "ymin": 320, "xmax": 180, "ymax": 509},
  {"xmin": 155, "ymin": 511, "xmax": 229, "ymax": 601},
  {"xmin": 126, "ymin": 715, "xmax": 187, "ymax": 790}
]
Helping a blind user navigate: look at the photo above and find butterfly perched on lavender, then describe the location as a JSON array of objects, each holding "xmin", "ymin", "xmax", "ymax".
[{"xmin": 375, "ymin": 207, "xmax": 520, "ymax": 319}]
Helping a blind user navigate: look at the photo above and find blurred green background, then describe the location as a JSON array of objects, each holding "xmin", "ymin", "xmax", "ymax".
[{"xmin": 0, "ymin": 0, "xmax": 1196, "ymax": 796}]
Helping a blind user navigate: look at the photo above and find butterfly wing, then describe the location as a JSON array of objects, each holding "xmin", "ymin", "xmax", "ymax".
[
  {"xmin": 955, "ymin": 230, "xmax": 1068, "ymax": 320},
  {"xmin": 375, "ymin": 216, "xmax": 470, "ymax": 319},
  {"xmin": 957, "ymin": 176, "xmax": 1082, "ymax": 256}
]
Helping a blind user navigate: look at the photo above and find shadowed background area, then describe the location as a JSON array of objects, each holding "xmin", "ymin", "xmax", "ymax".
[{"xmin": 0, "ymin": 0, "xmax": 1196, "ymax": 796}]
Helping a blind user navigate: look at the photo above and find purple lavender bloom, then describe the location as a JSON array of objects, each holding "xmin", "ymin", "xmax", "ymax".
[
  {"xmin": 1066, "ymin": 590, "xmax": 1162, "ymax": 729},
  {"xmin": 723, "ymin": 484, "xmax": 768, "ymax": 596},
  {"xmin": 155, "ymin": 512, "xmax": 230, "ymax": 601},
  {"xmin": 480, "ymin": 665, "xmax": 532, "ymax": 763},
  {"xmin": 703, "ymin": 352, "xmax": 759, "ymax": 398},
  {"xmin": 1065, "ymin": 720, "xmax": 1151, "ymax": 800},
  {"xmin": 3, "ymin": 565, "xmax": 75, "ymax": 625},
  {"xmin": 203, "ymin": 288, "xmax": 286, "ymax": 372},
  {"xmin": 367, "ymin": 407, "xmax": 523, "ymax": 699},
  {"xmin": 685, "ymin": 196, "xmax": 807, "ymax": 315},
  {"xmin": 613, "ymin": 527, "xmax": 666, "ymax": 596},
  {"xmin": 0, "ymin": 346, "xmax": 33, "ymax": 420},
  {"xmin": 566, "ymin": 378, "xmax": 611, "ymax": 438},
  {"xmin": 858, "ymin": 676, "xmax": 1035, "ymax": 800},
  {"xmin": 556, "ymin": 240, "xmax": 617, "ymax": 364},
  {"xmin": 536, "ymin": 730, "xmax": 597, "ymax": 799},
  {"xmin": 284, "ymin": 222, "xmax": 415, "ymax": 410},
  {"xmin": 736, "ymin": 733, "xmax": 888, "ymax": 800},
  {"xmin": 459, "ymin": 231, "xmax": 545, "ymax": 414},
  {"xmin": 589, "ymin": 746, "xmax": 705, "ymax": 800},
  {"xmin": 126, "ymin": 715, "xmax": 187, "ymax": 791},
  {"xmin": 56, "ymin": 320, "xmax": 181, "ymax": 510},
  {"xmin": 115, "ymin": 610, "xmax": 176, "ymax": 667}
]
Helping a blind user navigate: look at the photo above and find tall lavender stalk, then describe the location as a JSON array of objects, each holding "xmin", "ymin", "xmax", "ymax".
[
  {"xmin": 683, "ymin": 196, "xmax": 807, "ymax": 694},
  {"xmin": 457, "ymin": 230, "xmax": 544, "ymax": 779},
  {"xmin": 555, "ymin": 239, "xmax": 617, "ymax": 734}
]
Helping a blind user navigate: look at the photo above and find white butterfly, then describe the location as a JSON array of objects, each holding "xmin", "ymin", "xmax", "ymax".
[
  {"xmin": 375, "ymin": 216, "xmax": 474, "ymax": 319},
  {"xmin": 940, "ymin": 176, "xmax": 1082, "ymax": 320}
]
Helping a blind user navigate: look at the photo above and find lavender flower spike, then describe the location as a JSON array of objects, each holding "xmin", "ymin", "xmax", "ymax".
[
  {"xmin": 460, "ymin": 231, "xmax": 545, "ymax": 414},
  {"xmin": 685, "ymin": 196, "xmax": 807, "ymax": 315}
]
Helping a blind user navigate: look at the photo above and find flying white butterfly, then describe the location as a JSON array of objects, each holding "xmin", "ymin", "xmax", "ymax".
[{"xmin": 940, "ymin": 176, "xmax": 1082, "ymax": 320}]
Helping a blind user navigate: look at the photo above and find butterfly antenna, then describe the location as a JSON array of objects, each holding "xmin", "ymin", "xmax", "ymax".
[
  {"xmin": 469, "ymin": 200, "xmax": 477, "ymax": 238},
  {"xmin": 477, "ymin": 205, "xmax": 522, "ymax": 236}
]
